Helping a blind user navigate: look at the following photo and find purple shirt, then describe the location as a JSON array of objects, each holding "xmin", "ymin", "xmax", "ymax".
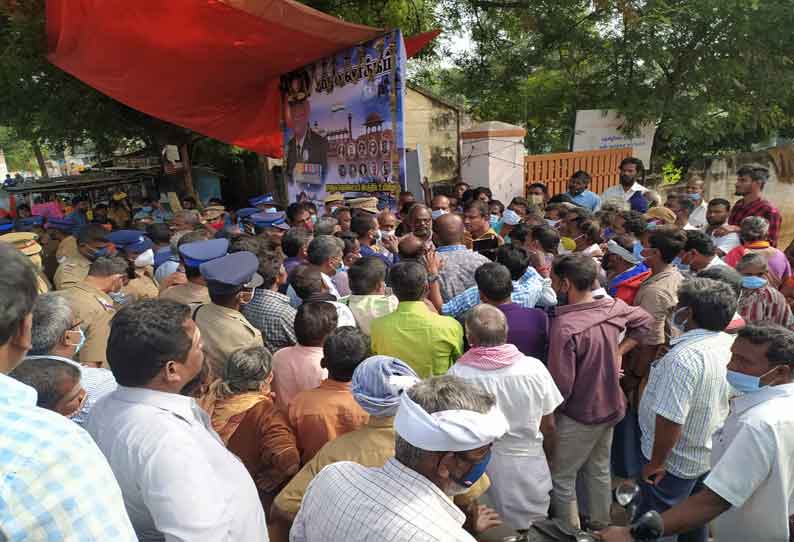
[
  {"xmin": 547, "ymin": 296, "xmax": 653, "ymax": 425},
  {"xmin": 284, "ymin": 256, "xmax": 304, "ymax": 276},
  {"xmin": 498, "ymin": 303, "xmax": 548, "ymax": 362}
]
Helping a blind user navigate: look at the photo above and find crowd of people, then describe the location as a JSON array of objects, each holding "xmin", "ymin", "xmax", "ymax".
[{"xmin": 1, "ymin": 157, "xmax": 793, "ymax": 542}]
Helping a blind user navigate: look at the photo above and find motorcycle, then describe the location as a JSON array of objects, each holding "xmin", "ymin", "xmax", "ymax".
[{"xmin": 495, "ymin": 481, "xmax": 663, "ymax": 542}]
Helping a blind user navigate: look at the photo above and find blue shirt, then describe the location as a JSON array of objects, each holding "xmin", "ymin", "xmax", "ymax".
[
  {"xmin": 441, "ymin": 266, "xmax": 545, "ymax": 318},
  {"xmin": 360, "ymin": 243, "xmax": 393, "ymax": 266},
  {"xmin": 567, "ymin": 190, "xmax": 602, "ymax": 212},
  {"xmin": 0, "ymin": 372, "xmax": 136, "ymax": 541}
]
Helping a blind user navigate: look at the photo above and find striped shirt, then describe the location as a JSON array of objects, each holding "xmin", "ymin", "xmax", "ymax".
[
  {"xmin": 290, "ymin": 458, "xmax": 476, "ymax": 542},
  {"xmin": 0, "ymin": 373, "xmax": 136, "ymax": 541},
  {"xmin": 639, "ymin": 329, "xmax": 733, "ymax": 478}
]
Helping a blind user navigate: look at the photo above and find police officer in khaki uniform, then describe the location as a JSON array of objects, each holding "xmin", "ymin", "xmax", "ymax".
[
  {"xmin": 0, "ymin": 231, "xmax": 52, "ymax": 294},
  {"xmin": 194, "ymin": 251, "xmax": 264, "ymax": 378},
  {"xmin": 160, "ymin": 237, "xmax": 228, "ymax": 306},
  {"xmin": 41, "ymin": 217, "xmax": 76, "ymax": 281},
  {"xmin": 58, "ymin": 256, "xmax": 128, "ymax": 368},
  {"xmin": 108, "ymin": 230, "xmax": 159, "ymax": 301},
  {"xmin": 54, "ymin": 224, "xmax": 114, "ymax": 290}
]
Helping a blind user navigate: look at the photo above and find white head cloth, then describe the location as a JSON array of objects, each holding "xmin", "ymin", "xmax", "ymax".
[
  {"xmin": 394, "ymin": 391, "xmax": 509, "ymax": 452},
  {"xmin": 607, "ymin": 239, "xmax": 643, "ymax": 265}
]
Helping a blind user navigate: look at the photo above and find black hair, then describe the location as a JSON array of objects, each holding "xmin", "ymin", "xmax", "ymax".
[
  {"xmin": 230, "ymin": 235, "xmax": 268, "ymax": 255},
  {"xmin": 336, "ymin": 230, "xmax": 359, "ymax": 257},
  {"xmin": 509, "ymin": 223, "xmax": 532, "ymax": 244},
  {"xmin": 707, "ymin": 198, "xmax": 731, "ymax": 211},
  {"xmin": 736, "ymin": 165, "xmax": 769, "ymax": 186},
  {"xmin": 289, "ymin": 264, "xmax": 324, "ymax": 300},
  {"xmin": 475, "ymin": 263, "xmax": 513, "ymax": 302},
  {"xmin": 322, "ymin": 326, "xmax": 371, "ymax": 382},
  {"xmin": 348, "ymin": 256, "xmax": 387, "ymax": 295},
  {"xmin": 9, "ymin": 358, "xmax": 80, "ymax": 410},
  {"xmin": 570, "ymin": 170, "xmax": 592, "ymax": 184},
  {"xmin": 332, "ymin": 206, "xmax": 351, "ymax": 220},
  {"xmin": 509, "ymin": 197, "xmax": 533, "ymax": 215},
  {"xmin": 697, "ymin": 266, "xmax": 743, "ymax": 296},
  {"xmin": 489, "ymin": 200, "xmax": 505, "ymax": 214},
  {"xmin": 464, "ymin": 199, "xmax": 489, "ymax": 218},
  {"xmin": 620, "ymin": 211, "xmax": 647, "ymax": 237},
  {"xmin": 295, "ymin": 301, "xmax": 338, "ymax": 347},
  {"xmin": 677, "ymin": 278, "xmax": 736, "ymax": 332},
  {"xmin": 573, "ymin": 219, "xmax": 602, "ymax": 245},
  {"xmin": 107, "ymin": 300, "xmax": 193, "ymax": 387},
  {"xmin": 553, "ymin": 253, "xmax": 597, "ymax": 291},
  {"xmin": 619, "ymin": 157, "xmax": 645, "ymax": 174},
  {"xmin": 472, "ymin": 187, "xmax": 492, "ymax": 202},
  {"xmin": 0, "ymin": 244, "xmax": 37, "ymax": 346},
  {"xmin": 737, "ymin": 324, "xmax": 794, "ymax": 367},
  {"xmin": 286, "ymin": 202, "xmax": 310, "ymax": 223},
  {"xmin": 389, "ymin": 261, "xmax": 427, "ymax": 301},
  {"xmin": 256, "ymin": 250, "xmax": 284, "ymax": 289},
  {"xmin": 349, "ymin": 213, "xmax": 375, "ymax": 239},
  {"xmin": 77, "ymin": 223, "xmax": 108, "ymax": 245},
  {"xmin": 677, "ymin": 197, "xmax": 695, "ymax": 214},
  {"xmin": 145, "ymin": 223, "xmax": 171, "ymax": 244},
  {"xmin": 88, "ymin": 256, "xmax": 129, "ymax": 277},
  {"xmin": 528, "ymin": 182, "xmax": 548, "ymax": 194},
  {"xmin": 547, "ymin": 193, "xmax": 577, "ymax": 206},
  {"xmin": 530, "ymin": 225, "xmax": 561, "ymax": 253},
  {"xmin": 17, "ymin": 203, "xmax": 30, "ymax": 212},
  {"xmin": 279, "ymin": 227, "xmax": 309, "ymax": 258},
  {"xmin": 649, "ymin": 226, "xmax": 688, "ymax": 263},
  {"xmin": 495, "ymin": 245, "xmax": 530, "ymax": 280},
  {"xmin": 684, "ymin": 230, "xmax": 716, "ymax": 257}
]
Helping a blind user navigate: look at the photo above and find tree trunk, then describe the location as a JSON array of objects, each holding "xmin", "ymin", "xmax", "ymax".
[
  {"xmin": 179, "ymin": 143, "xmax": 197, "ymax": 204},
  {"xmin": 33, "ymin": 141, "xmax": 48, "ymax": 178}
]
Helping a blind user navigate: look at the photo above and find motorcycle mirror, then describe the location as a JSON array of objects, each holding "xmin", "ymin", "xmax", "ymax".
[{"xmin": 615, "ymin": 480, "xmax": 640, "ymax": 507}]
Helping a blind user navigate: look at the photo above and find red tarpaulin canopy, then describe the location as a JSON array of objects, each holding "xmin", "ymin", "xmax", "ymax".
[{"xmin": 46, "ymin": 0, "xmax": 439, "ymax": 158}]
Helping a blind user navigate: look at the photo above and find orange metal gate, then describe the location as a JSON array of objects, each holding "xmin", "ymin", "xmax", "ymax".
[{"xmin": 524, "ymin": 147, "xmax": 634, "ymax": 197}]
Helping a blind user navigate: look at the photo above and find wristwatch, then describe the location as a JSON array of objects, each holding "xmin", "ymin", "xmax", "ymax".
[{"xmin": 427, "ymin": 273, "xmax": 440, "ymax": 284}]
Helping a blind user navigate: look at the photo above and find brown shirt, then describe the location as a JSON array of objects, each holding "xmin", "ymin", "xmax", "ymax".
[
  {"xmin": 54, "ymin": 252, "xmax": 91, "ymax": 290},
  {"xmin": 58, "ymin": 282, "xmax": 115, "ymax": 367},
  {"xmin": 193, "ymin": 303, "xmax": 263, "ymax": 378},
  {"xmin": 122, "ymin": 266, "xmax": 159, "ymax": 301},
  {"xmin": 160, "ymin": 281, "xmax": 211, "ymax": 305},
  {"xmin": 288, "ymin": 379, "xmax": 369, "ymax": 463},
  {"xmin": 633, "ymin": 266, "xmax": 684, "ymax": 346}
]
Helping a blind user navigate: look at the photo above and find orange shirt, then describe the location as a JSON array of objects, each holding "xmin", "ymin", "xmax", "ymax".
[{"xmin": 288, "ymin": 379, "xmax": 369, "ymax": 463}]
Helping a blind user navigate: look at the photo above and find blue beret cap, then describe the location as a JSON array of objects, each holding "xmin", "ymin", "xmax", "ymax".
[
  {"xmin": 107, "ymin": 230, "xmax": 153, "ymax": 253},
  {"xmin": 200, "ymin": 251, "xmax": 263, "ymax": 293},
  {"xmin": 15, "ymin": 216, "xmax": 44, "ymax": 231},
  {"xmin": 45, "ymin": 217, "xmax": 77, "ymax": 233},
  {"xmin": 249, "ymin": 194, "xmax": 274, "ymax": 207},
  {"xmin": 251, "ymin": 211, "xmax": 289, "ymax": 230},
  {"xmin": 179, "ymin": 238, "xmax": 229, "ymax": 269},
  {"xmin": 236, "ymin": 208, "xmax": 260, "ymax": 220}
]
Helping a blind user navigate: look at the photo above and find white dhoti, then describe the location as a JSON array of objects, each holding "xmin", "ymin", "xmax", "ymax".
[{"xmin": 485, "ymin": 448, "xmax": 552, "ymax": 531}]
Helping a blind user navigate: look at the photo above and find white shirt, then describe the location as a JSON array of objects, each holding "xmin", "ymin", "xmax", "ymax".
[
  {"xmin": 689, "ymin": 200, "xmax": 708, "ymax": 230},
  {"xmin": 639, "ymin": 329, "xmax": 733, "ymax": 478},
  {"xmin": 291, "ymin": 459, "xmax": 476, "ymax": 542},
  {"xmin": 86, "ymin": 386, "xmax": 267, "ymax": 542},
  {"xmin": 705, "ymin": 382, "xmax": 794, "ymax": 542},
  {"xmin": 704, "ymin": 255, "xmax": 729, "ymax": 271},
  {"xmin": 601, "ymin": 182, "xmax": 648, "ymax": 209},
  {"xmin": 287, "ymin": 272, "xmax": 340, "ymax": 307},
  {"xmin": 710, "ymin": 231, "xmax": 741, "ymax": 256}
]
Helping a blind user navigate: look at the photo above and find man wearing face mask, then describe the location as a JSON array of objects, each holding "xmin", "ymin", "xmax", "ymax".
[
  {"xmin": 58, "ymin": 256, "xmax": 128, "ymax": 368},
  {"xmin": 635, "ymin": 278, "xmax": 737, "ymax": 542},
  {"xmin": 291, "ymin": 374, "xmax": 508, "ymax": 542},
  {"xmin": 547, "ymin": 254, "xmax": 653, "ymax": 529},
  {"xmin": 286, "ymin": 235, "xmax": 345, "ymax": 306},
  {"xmin": 684, "ymin": 177, "xmax": 708, "ymax": 230},
  {"xmin": 352, "ymin": 212, "xmax": 393, "ymax": 266},
  {"xmin": 24, "ymin": 293, "xmax": 117, "ymax": 425},
  {"xmin": 599, "ymin": 323, "xmax": 794, "ymax": 542},
  {"xmin": 735, "ymin": 252, "xmax": 794, "ymax": 328},
  {"xmin": 107, "ymin": 230, "xmax": 159, "ymax": 301},
  {"xmin": 53, "ymin": 223, "xmax": 115, "ymax": 290},
  {"xmin": 193, "ymin": 251, "xmax": 264, "ymax": 379},
  {"xmin": 565, "ymin": 170, "xmax": 602, "ymax": 212}
]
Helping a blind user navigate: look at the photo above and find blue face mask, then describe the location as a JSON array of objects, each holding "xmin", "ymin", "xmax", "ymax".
[
  {"xmin": 454, "ymin": 450, "xmax": 492, "ymax": 488},
  {"xmin": 726, "ymin": 369, "xmax": 764, "ymax": 394},
  {"xmin": 141, "ymin": 206, "xmax": 153, "ymax": 213},
  {"xmin": 688, "ymin": 192, "xmax": 702, "ymax": 203},
  {"xmin": 489, "ymin": 214, "xmax": 501, "ymax": 232},
  {"xmin": 742, "ymin": 276, "xmax": 767, "ymax": 290},
  {"xmin": 671, "ymin": 306, "xmax": 688, "ymax": 334},
  {"xmin": 66, "ymin": 327, "xmax": 86, "ymax": 354}
]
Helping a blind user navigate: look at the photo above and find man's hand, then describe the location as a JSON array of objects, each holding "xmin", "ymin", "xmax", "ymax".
[
  {"xmin": 425, "ymin": 248, "xmax": 443, "ymax": 275},
  {"xmin": 381, "ymin": 233, "xmax": 398, "ymax": 254},
  {"xmin": 642, "ymin": 461, "xmax": 667, "ymax": 485},
  {"xmin": 472, "ymin": 504, "xmax": 502, "ymax": 534},
  {"xmin": 594, "ymin": 526, "xmax": 632, "ymax": 541},
  {"xmin": 712, "ymin": 224, "xmax": 739, "ymax": 237}
]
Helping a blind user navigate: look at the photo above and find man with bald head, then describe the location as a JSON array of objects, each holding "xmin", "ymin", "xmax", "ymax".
[
  {"xmin": 434, "ymin": 213, "xmax": 491, "ymax": 302},
  {"xmin": 398, "ymin": 234, "xmax": 426, "ymax": 262}
]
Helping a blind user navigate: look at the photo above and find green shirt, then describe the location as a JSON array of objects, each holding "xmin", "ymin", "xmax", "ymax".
[{"xmin": 370, "ymin": 301, "xmax": 463, "ymax": 378}]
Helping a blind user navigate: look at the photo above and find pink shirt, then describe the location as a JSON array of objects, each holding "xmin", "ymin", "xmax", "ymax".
[{"xmin": 272, "ymin": 345, "xmax": 327, "ymax": 413}]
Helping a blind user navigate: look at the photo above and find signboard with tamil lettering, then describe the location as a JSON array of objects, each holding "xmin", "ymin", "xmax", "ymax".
[
  {"xmin": 572, "ymin": 109, "xmax": 657, "ymax": 168},
  {"xmin": 281, "ymin": 30, "xmax": 406, "ymax": 210}
]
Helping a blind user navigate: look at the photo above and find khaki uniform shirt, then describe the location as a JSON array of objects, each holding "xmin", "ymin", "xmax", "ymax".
[
  {"xmin": 54, "ymin": 253, "xmax": 91, "ymax": 290},
  {"xmin": 194, "ymin": 303, "xmax": 263, "ymax": 378},
  {"xmin": 36, "ymin": 271, "xmax": 52, "ymax": 295},
  {"xmin": 55, "ymin": 235, "xmax": 79, "ymax": 262},
  {"xmin": 122, "ymin": 266, "xmax": 159, "ymax": 301},
  {"xmin": 59, "ymin": 282, "xmax": 115, "ymax": 368},
  {"xmin": 633, "ymin": 266, "xmax": 684, "ymax": 346},
  {"xmin": 160, "ymin": 281, "xmax": 211, "ymax": 306}
]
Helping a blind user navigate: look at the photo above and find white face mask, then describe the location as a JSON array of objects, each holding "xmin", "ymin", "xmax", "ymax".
[
  {"xmin": 134, "ymin": 248, "xmax": 155, "ymax": 268},
  {"xmin": 431, "ymin": 209, "xmax": 447, "ymax": 220}
]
